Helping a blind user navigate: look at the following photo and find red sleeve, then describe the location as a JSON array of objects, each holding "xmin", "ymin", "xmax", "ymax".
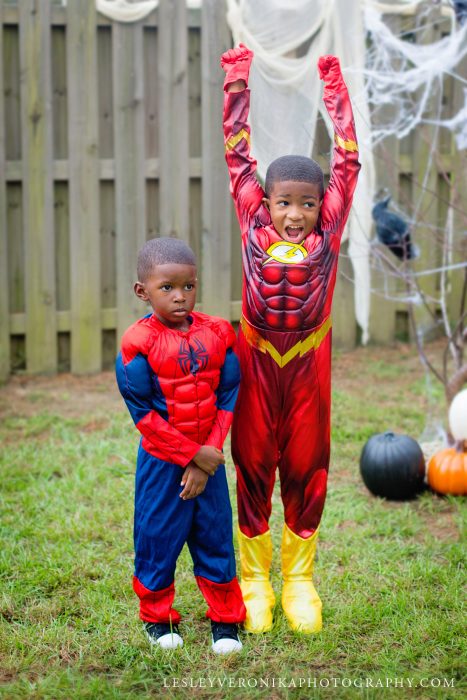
[
  {"xmin": 320, "ymin": 76, "xmax": 361, "ymax": 239},
  {"xmin": 223, "ymin": 89, "xmax": 266, "ymax": 230},
  {"xmin": 117, "ymin": 323, "xmax": 201, "ymax": 468},
  {"xmin": 136, "ymin": 410, "xmax": 200, "ymax": 468}
]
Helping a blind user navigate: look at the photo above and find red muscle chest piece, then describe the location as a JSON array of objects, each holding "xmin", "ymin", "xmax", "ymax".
[
  {"xmin": 244, "ymin": 231, "xmax": 336, "ymax": 331},
  {"xmin": 140, "ymin": 314, "xmax": 229, "ymax": 444}
]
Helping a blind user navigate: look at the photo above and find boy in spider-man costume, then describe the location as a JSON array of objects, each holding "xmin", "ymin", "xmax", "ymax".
[
  {"xmin": 221, "ymin": 45, "xmax": 361, "ymax": 634},
  {"xmin": 116, "ymin": 237, "xmax": 246, "ymax": 653}
]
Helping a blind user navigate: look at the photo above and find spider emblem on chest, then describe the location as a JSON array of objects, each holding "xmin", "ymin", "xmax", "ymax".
[{"xmin": 177, "ymin": 338, "xmax": 209, "ymax": 375}]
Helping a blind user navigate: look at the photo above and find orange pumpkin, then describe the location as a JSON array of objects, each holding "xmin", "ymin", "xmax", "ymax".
[{"xmin": 427, "ymin": 448, "xmax": 467, "ymax": 496}]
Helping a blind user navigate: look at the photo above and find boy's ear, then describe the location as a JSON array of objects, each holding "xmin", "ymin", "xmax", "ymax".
[
  {"xmin": 134, "ymin": 281, "xmax": 149, "ymax": 301},
  {"xmin": 262, "ymin": 196, "xmax": 270, "ymax": 211}
]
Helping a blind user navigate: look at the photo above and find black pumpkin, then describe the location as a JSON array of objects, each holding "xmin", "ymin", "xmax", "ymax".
[{"xmin": 359, "ymin": 431, "xmax": 425, "ymax": 500}]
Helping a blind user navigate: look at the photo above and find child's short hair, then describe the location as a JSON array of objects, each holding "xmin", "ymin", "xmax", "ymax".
[
  {"xmin": 265, "ymin": 155, "xmax": 324, "ymax": 199},
  {"xmin": 137, "ymin": 237, "xmax": 196, "ymax": 281}
]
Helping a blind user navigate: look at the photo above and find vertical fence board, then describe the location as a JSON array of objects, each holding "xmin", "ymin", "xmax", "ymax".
[
  {"xmin": 188, "ymin": 27, "xmax": 201, "ymax": 158},
  {"xmin": 448, "ymin": 52, "xmax": 467, "ymax": 326},
  {"xmin": 411, "ymin": 13, "xmax": 440, "ymax": 335},
  {"xmin": 52, "ymin": 26, "xmax": 67, "ymax": 159},
  {"xmin": 67, "ymin": 0, "xmax": 101, "ymax": 373},
  {"xmin": 19, "ymin": 0, "xmax": 57, "ymax": 373},
  {"xmin": 54, "ymin": 182, "xmax": 70, "ymax": 311},
  {"xmin": 144, "ymin": 26, "xmax": 158, "ymax": 159},
  {"xmin": 97, "ymin": 27, "xmax": 114, "ymax": 158},
  {"xmin": 100, "ymin": 181, "xmax": 116, "ymax": 309},
  {"xmin": 201, "ymin": 0, "xmax": 231, "ymax": 318},
  {"xmin": 332, "ymin": 243, "xmax": 357, "ymax": 349},
  {"xmin": 3, "ymin": 25, "xmax": 21, "ymax": 160},
  {"xmin": 158, "ymin": 0, "xmax": 189, "ymax": 241},
  {"xmin": 7, "ymin": 184, "xmax": 24, "ymax": 314},
  {"xmin": 369, "ymin": 14, "xmax": 400, "ymax": 344},
  {"xmin": 0, "ymin": 6, "xmax": 10, "ymax": 380},
  {"xmin": 113, "ymin": 21, "xmax": 147, "ymax": 343}
]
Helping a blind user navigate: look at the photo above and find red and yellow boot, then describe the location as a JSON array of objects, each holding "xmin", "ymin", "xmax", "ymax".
[
  {"xmin": 238, "ymin": 529, "xmax": 276, "ymax": 633},
  {"xmin": 281, "ymin": 524, "xmax": 322, "ymax": 633}
]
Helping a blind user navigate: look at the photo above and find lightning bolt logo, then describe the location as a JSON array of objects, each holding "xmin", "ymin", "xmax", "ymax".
[{"xmin": 263, "ymin": 241, "xmax": 308, "ymax": 266}]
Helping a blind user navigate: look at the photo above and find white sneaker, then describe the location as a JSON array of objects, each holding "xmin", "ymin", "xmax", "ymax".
[
  {"xmin": 144, "ymin": 622, "xmax": 183, "ymax": 649},
  {"xmin": 211, "ymin": 621, "xmax": 243, "ymax": 654}
]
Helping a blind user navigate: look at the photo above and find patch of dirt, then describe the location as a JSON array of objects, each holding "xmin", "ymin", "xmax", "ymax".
[
  {"xmin": 0, "ymin": 341, "xmax": 444, "ymax": 422},
  {"xmin": 0, "ymin": 371, "xmax": 123, "ymax": 420},
  {"xmin": 415, "ymin": 504, "xmax": 460, "ymax": 542}
]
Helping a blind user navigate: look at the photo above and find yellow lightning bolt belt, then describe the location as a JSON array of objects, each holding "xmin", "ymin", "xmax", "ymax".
[{"xmin": 240, "ymin": 315, "xmax": 332, "ymax": 368}]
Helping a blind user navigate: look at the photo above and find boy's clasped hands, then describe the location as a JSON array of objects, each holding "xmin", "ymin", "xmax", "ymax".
[{"xmin": 180, "ymin": 446, "xmax": 224, "ymax": 500}]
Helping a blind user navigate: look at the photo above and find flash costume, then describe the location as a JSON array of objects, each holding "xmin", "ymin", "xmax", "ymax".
[
  {"xmin": 223, "ymin": 55, "xmax": 360, "ymax": 632},
  {"xmin": 116, "ymin": 312, "xmax": 246, "ymax": 625}
]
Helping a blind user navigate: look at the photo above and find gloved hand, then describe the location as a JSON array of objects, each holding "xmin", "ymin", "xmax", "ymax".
[
  {"xmin": 220, "ymin": 43, "xmax": 254, "ymax": 89},
  {"xmin": 317, "ymin": 55, "xmax": 343, "ymax": 91}
]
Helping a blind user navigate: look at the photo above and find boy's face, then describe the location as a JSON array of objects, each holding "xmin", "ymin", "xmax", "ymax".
[
  {"xmin": 134, "ymin": 263, "xmax": 197, "ymax": 331},
  {"xmin": 263, "ymin": 180, "xmax": 322, "ymax": 244}
]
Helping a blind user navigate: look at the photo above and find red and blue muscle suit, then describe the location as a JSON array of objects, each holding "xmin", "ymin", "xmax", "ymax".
[
  {"xmin": 222, "ymin": 50, "xmax": 360, "ymax": 633},
  {"xmin": 116, "ymin": 312, "xmax": 246, "ymax": 625}
]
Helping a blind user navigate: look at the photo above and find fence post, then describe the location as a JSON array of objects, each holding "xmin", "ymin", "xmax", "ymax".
[
  {"xmin": 0, "ymin": 2, "xmax": 9, "ymax": 381},
  {"xmin": 369, "ymin": 14, "xmax": 400, "ymax": 344},
  {"xmin": 67, "ymin": 0, "xmax": 101, "ymax": 373},
  {"xmin": 19, "ymin": 0, "xmax": 57, "ymax": 373},
  {"xmin": 448, "ymin": 52, "xmax": 467, "ymax": 327},
  {"xmin": 113, "ymin": 20, "xmax": 147, "ymax": 344},
  {"xmin": 411, "ymin": 11, "xmax": 441, "ymax": 337},
  {"xmin": 158, "ymin": 0, "xmax": 190, "ymax": 242},
  {"xmin": 201, "ymin": 0, "xmax": 231, "ymax": 319}
]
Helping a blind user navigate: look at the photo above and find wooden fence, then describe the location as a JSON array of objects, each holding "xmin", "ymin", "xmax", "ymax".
[{"xmin": 0, "ymin": 0, "xmax": 465, "ymax": 378}]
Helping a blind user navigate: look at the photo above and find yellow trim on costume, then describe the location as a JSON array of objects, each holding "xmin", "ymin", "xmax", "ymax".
[
  {"xmin": 334, "ymin": 133, "xmax": 358, "ymax": 152},
  {"xmin": 240, "ymin": 316, "xmax": 332, "ymax": 368},
  {"xmin": 225, "ymin": 128, "xmax": 251, "ymax": 152}
]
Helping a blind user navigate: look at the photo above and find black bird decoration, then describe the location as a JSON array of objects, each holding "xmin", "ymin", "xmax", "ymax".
[
  {"xmin": 452, "ymin": 1, "xmax": 467, "ymax": 25},
  {"xmin": 372, "ymin": 195, "xmax": 419, "ymax": 261}
]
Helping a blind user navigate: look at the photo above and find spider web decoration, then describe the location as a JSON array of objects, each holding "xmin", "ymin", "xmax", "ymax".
[{"xmin": 362, "ymin": 3, "xmax": 467, "ymax": 147}]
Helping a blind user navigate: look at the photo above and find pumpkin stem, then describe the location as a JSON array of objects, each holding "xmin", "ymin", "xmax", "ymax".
[{"xmin": 455, "ymin": 439, "xmax": 466, "ymax": 454}]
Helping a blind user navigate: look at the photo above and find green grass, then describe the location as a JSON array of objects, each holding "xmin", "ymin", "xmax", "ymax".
[{"xmin": 0, "ymin": 347, "xmax": 465, "ymax": 699}]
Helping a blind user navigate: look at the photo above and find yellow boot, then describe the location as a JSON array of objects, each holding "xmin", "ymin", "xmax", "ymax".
[
  {"xmin": 281, "ymin": 524, "xmax": 322, "ymax": 633},
  {"xmin": 238, "ymin": 528, "xmax": 276, "ymax": 633}
]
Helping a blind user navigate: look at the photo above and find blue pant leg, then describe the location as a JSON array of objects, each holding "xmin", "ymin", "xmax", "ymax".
[
  {"xmin": 134, "ymin": 444, "xmax": 194, "ymax": 591},
  {"xmin": 186, "ymin": 464, "xmax": 236, "ymax": 583}
]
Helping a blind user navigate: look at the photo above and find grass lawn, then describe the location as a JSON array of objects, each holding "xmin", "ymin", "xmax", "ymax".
[{"xmin": 0, "ymin": 342, "xmax": 465, "ymax": 699}]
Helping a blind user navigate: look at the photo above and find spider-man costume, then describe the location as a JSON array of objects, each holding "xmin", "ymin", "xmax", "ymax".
[
  {"xmin": 116, "ymin": 312, "xmax": 246, "ymax": 625},
  {"xmin": 222, "ymin": 47, "xmax": 360, "ymax": 633}
]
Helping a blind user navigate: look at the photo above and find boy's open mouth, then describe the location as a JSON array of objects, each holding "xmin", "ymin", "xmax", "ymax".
[{"xmin": 285, "ymin": 225, "xmax": 304, "ymax": 239}]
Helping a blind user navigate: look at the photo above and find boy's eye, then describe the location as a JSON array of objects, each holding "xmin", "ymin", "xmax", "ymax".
[
  {"xmin": 185, "ymin": 284, "xmax": 194, "ymax": 291},
  {"xmin": 304, "ymin": 202, "xmax": 314, "ymax": 208},
  {"xmin": 161, "ymin": 284, "xmax": 172, "ymax": 291},
  {"xmin": 278, "ymin": 200, "xmax": 288, "ymax": 207}
]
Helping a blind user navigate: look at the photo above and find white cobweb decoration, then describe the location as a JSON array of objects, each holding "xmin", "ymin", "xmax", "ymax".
[{"xmin": 361, "ymin": 2, "xmax": 467, "ymax": 148}]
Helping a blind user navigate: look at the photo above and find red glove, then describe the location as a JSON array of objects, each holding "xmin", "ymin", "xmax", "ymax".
[
  {"xmin": 318, "ymin": 55, "xmax": 343, "ymax": 91},
  {"xmin": 220, "ymin": 43, "xmax": 254, "ymax": 90}
]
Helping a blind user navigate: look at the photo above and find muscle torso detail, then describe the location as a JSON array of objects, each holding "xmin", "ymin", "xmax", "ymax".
[{"xmin": 243, "ymin": 226, "xmax": 337, "ymax": 331}]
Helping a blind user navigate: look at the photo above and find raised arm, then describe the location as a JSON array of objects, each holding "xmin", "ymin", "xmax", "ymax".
[
  {"xmin": 221, "ymin": 45, "xmax": 265, "ymax": 228},
  {"xmin": 318, "ymin": 56, "xmax": 361, "ymax": 238}
]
